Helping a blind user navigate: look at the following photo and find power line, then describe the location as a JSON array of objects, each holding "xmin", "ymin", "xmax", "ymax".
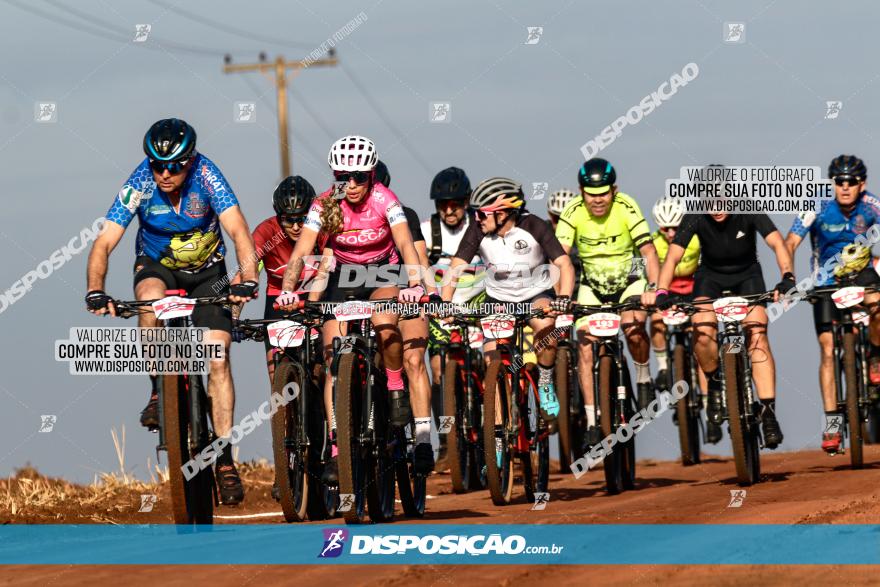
[
  {"xmin": 5, "ymin": 0, "xmax": 238, "ymax": 58},
  {"xmin": 288, "ymin": 84, "xmax": 338, "ymax": 142},
  {"xmin": 339, "ymin": 63, "xmax": 433, "ymax": 174},
  {"xmin": 41, "ymin": 0, "xmax": 237, "ymax": 56},
  {"xmin": 146, "ymin": 0, "xmax": 316, "ymax": 50}
]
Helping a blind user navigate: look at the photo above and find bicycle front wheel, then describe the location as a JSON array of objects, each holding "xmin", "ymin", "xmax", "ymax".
[
  {"xmin": 723, "ymin": 352, "xmax": 758, "ymax": 485},
  {"xmin": 335, "ymin": 353, "xmax": 369, "ymax": 523},
  {"xmin": 843, "ymin": 331, "xmax": 864, "ymax": 469},
  {"xmin": 162, "ymin": 374, "xmax": 214, "ymax": 524},
  {"xmin": 673, "ymin": 343, "xmax": 701, "ymax": 466},
  {"xmin": 271, "ymin": 358, "xmax": 309, "ymax": 522},
  {"xmin": 482, "ymin": 360, "xmax": 515, "ymax": 505}
]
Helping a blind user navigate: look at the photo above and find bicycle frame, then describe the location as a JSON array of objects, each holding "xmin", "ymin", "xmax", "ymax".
[
  {"xmin": 438, "ymin": 320, "xmax": 485, "ymax": 444},
  {"xmin": 716, "ymin": 312, "xmax": 758, "ymax": 426}
]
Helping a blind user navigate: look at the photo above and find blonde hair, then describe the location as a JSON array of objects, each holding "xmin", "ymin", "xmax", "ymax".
[{"xmin": 319, "ymin": 194, "xmax": 344, "ymax": 237}]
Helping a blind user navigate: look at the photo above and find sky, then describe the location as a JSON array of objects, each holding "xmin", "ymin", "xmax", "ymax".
[{"xmin": 1, "ymin": 0, "xmax": 878, "ymax": 483}]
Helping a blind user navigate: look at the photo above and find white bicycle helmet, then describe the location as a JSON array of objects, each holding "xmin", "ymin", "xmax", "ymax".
[
  {"xmin": 547, "ymin": 188, "xmax": 578, "ymax": 216},
  {"xmin": 328, "ymin": 135, "xmax": 378, "ymax": 172},
  {"xmin": 653, "ymin": 197, "xmax": 685, "ymax": 228}
]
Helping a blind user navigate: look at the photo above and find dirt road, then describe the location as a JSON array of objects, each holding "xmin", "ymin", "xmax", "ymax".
[{"xmin": 3, "ymin": 446, "xmax": 880, "ymax": 585}]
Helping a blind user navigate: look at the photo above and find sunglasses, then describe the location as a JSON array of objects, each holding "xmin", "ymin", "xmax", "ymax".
[
  {"xmin": 833, "ymin": 176, "xmax": 863, "ymax": 186},
  {"xmin": 149, "ymin": 158, "xmax": 190, "ymax": 175},
  {"xmin": 437, "ymin": 199, "xmax": 466, "ymax": 210},
  {"xmin": 279, "ymin": 215, "xmax": 306, "ymax": 226},
  {"xmin": 334, "ymin": 171, "xmax": 371, "ymax": 184}
]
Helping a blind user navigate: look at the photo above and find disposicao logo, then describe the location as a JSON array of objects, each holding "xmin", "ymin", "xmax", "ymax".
[{"xmin": 318, "ymin": 528, "xmax": 349, "ymax": 558}]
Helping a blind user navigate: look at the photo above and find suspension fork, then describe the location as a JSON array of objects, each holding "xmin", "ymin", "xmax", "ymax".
[{"xmin": 832, "ymin": 318, "xmax": 845, "ymax": 409}]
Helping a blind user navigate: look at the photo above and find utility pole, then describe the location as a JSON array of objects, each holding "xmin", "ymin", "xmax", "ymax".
[{"xmin": 223, "ymin": 51, "xmax": 338, "ymax": 178}]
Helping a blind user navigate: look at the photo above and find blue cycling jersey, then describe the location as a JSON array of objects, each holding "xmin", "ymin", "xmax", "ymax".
[
  {"xmin": 106, "ymin": 154, "xmax": 239, "ymax": 272},
  {"xmin": 788, "ymin": 192, "xmax": 880, "ymax": 286}
]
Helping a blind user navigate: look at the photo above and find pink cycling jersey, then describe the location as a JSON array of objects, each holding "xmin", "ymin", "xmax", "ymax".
[{"xmin": 304, "ymin": 182, "xmax": 407, "ymax": 265}]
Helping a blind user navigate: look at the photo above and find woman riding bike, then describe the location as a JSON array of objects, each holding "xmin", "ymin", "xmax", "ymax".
[{"xmin": 277, "ymin": 135, "xmax": 436, "ymax": 482}]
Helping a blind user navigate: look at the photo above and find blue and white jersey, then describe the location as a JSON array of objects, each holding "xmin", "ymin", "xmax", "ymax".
[
  {"xmin": 106, "ymin": 154, "xmax": 239, "ymax": 272},
  {"xmin": 788, "ymin": 192, "xmax": 880, "ymax": 285}
]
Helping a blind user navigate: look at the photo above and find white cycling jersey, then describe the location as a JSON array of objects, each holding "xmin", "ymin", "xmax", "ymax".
[
  {"xmin": 420, "ymin": 215, "xmax": 486, "ymax": 303},
  {"xmin": 454, "ymin": 212, "xmax": 565, "ymax": 302}
]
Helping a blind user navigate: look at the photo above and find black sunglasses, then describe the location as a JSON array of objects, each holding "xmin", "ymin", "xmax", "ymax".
[
  {"xmin": 149, "ymin": 158, "xmax": 190, "ymax": 174},
  {"xmin": 833, "ymin": 176, "xmax": 863, "ymax": 186},
  {"xmin": 279, "ymin": 215, "xmax": 306, "ymax": 226},
  {"xmin": 334, "ymin": 171, "xmax": 371, "ymax": 184}
]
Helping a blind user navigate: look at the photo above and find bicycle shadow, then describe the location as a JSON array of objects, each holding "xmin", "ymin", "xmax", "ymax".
[{"xmin": 420, "ymin": 508, "xmax": 492, "ymax": 521}]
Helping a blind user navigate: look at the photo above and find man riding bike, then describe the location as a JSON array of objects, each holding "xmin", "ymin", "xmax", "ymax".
[
  {"xmin": 420, "ymin": 167, "xmax": 486, "ymax": 465},
  {"xmin": 85, "ymin": 118, "xmax": 258, "ymax": 505},
  {"xmin": 785, "ymin": 154, "xmax": 880, "ymax": 453},
  {"xmin": 554, "ymin": 158, "xmax": 660, "ymax": 452},
  {"xmin": 441, "ymin": 177, "xmax": 575, "ymax": 452},
  {"xmin": 652, "ymin": 200, "xmax": 793, "ymax": 450},
  {"xmin": 277, "ymin": 136, "xmax": 436, "ymax": 481},
  {"xmin": 649, "ymin": 198, "xmax": 712, "ymax": 440}
]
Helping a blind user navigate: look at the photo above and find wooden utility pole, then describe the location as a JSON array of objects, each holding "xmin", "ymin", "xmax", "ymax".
[{"xmin": 223, "ymin": 53, "xmax": 338, "ymax": 178}]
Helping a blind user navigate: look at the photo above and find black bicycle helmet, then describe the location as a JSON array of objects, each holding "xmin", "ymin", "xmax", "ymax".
[
  {"xmin": 143, "ymin": 118, "xmax": 196, "ymax": 162},
  {"xmin": 273, "ymin": 175, "xmax": 316, "ymax": 216},
  {"xmin": 374, "ymin": 160, "xmax": 391, "ymax": 187},
  {"xmin": 430, "ymin": 166, "xmax": 471, "ymax": 201},
  {"xmin": 828, "ymin": 154, "xmax": 867, "ymax": 181},
  {"xmin": 578, "ymin": 158, "xmax": 616, "ymax": 193}
]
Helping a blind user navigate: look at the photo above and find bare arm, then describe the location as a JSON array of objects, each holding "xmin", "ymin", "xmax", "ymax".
[
  {"xmin": 657, "ymin": 243, "xmax": 686, "ymax": 291},
  {"xmin": 391, "ymin": 222, "xmax": 435, "ymax": 293},
  {"xmin": 86, "ymin": 221, "xmax": 125, "ymax": 293},
  {"xmin": 638, "ymin": 241, "xmax": 660, "ymax": 285},
  {"xmin": 440, "ymin": 257, "xmax": 469, "ymax": 302},
  {"xmin": 765, "ymin": 230, "xmax": 794, "ymax": 277},
  {"xmin": 219, "ymin": 206, "xmax": 258, "ymax": 302},
  {"xmin": 280, "ymin": 227, "xmax": 320, "ymax": 292},
  {"xmin": 784, "ymin": 232, "xmax": 803, "ymax": 260},
  {"xmin": 307, "ymin": 248, "xmax": 334, "ymax": 302},
  {"xmin": 551, "ymin": 254, "xmax": 575, "ymax": 298}
]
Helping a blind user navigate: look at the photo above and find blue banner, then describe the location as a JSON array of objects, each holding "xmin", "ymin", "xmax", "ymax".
[{"xmin": 2, "ymin": 524, "xmax": 879, "ymax": 565}]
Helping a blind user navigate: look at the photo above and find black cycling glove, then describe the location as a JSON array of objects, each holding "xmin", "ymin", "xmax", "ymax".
[
  {"xmin": 550, "ymin": 295, "xmax": 571, "ymax": 313},
  {"xmin": 774, "ymin": 272, "xmax": 796, "ymax": 296},
  {"xmin": 85, "ymin": 290, "xmax": 114, "ymax": 312},
  {"xmin": 230, "ymin": 280, "xmax": 258, "ymax": 298}
]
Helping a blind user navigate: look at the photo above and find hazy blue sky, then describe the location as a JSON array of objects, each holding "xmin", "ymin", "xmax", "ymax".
[{"xmin": 1, "ymin": 0, "xmax": 877, "ymax": 483}]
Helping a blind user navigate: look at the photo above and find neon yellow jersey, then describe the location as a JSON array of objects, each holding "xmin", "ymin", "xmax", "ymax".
[
  {"xmin": 555, "ymin": 192, "xmax": 652, "ymax": 295},
  {"xmin": 652, "ymin": 231, "xmax": 700, "ymax": 277}
]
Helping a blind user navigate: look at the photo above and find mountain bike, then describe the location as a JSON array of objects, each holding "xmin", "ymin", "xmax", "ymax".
[
  {"xmin": 115, "ymin": 289, "xmax": 228, "ymax": 524},
  {"xmin": 329, "ymin": 297, "xmax": 429, "ymax": 523},
  {"xmin": 479, "ymin": 307, "xmax": 552, "ymax": 506},
  {"xmin": 553, "ymin": 312, "xmax": 584, "ymax": 472},
  {"xmin": 680, "ymin": 292, "xmax": 773, "ymax": 486},
  {"xmin": 234, "ymin": 302, "xmax": 337, "ymax": 521},
  {"xmin": 437, "ymin": 316, "xmax": 487, "ymax": 493},
  {"xmin": 657, "ymin": 306, "xmax": 703, "ymax": 466},
  {"xmin": 805, "ymin": 285, "xmax": 878, "ymax": 468},
  {"xmin": 572, "ymin": 301, "xmax": 638, "ymax": 494}
]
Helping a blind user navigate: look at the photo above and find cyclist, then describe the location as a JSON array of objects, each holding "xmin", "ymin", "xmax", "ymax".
[
  {"xmin": 277, "ymin": 136, "xmax": 436, "ymax": 480},
  {"xmin": 85, "ymin": 118, "xmax": 258, "ymax": 505},
  {"xmin": 653, "ymin": 207, "xmax": 793, "ymax": 450},
  {"xmin": 375, "ymin": 160, "xmax": 438, "ymax": 472},
  {"xmin": 421, "ymin": 167, "xmax": 486, "ymax": 465},
  {"xmin": 649, "ymin": 198, "xmax": 714, "ymax": 440},
  {"xmin": 785, "ymin": 154, "xmax": 880, "ymax": 453},
  {"xmin": 555, "ymin": 158, "xmax": 660, "ymax": 452},
  {"xmin": 547, "ymin": 188, "xmax": 583, "ymax": 285},
  {"xmin": 441, "ymin": 177, "xmax": 575, "ymax": 470}
]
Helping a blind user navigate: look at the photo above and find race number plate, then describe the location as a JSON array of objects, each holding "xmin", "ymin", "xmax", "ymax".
[
  {"xmin": 555, "ymin": 314, "xmax": 574, "ymax": 329},
  {"xmin": 587, "ymin": 312, "xmax": 621, "ymax": 337},
  {"xmin": 333, "ymin": 301, "xmax": 374, "ymax": 322},
  {"xmin": 832, "ymin": 286, "xmax": 865, "ymax": 309},
  {"xmin": 853, "ymin": 309, "xmax": 870, "ymax": 326},
  {"xmin": 152, "ymin": 296, "xmax": 196, "ymax": 320},
  {"xmin": 713, "ymin": 297, "xmax": 749, "ymax": 323},
  {"xmin": 468, "ymin": 326, "xmax": 484, "ymax": 348},
  {"xmin": 480, "ymin": 314, "xmax": 516, "ymax": 339},
  {"xmin": 660, "ymin": 309, "xmax": 690, "ymax": 326},
  {"xmin": 267, "ymin": 320, "xmax": 307, "ymax": 348}
]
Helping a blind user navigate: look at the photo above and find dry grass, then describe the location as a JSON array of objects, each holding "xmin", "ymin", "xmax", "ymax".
[{"xmin": 0, "ymin": 426, "xmax": 274, "ymax": 523}]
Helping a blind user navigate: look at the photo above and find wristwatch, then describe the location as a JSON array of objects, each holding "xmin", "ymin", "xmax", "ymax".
[{"xmin": 646, "ymin": 282, "xmax": 658, "ymax": 292}]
